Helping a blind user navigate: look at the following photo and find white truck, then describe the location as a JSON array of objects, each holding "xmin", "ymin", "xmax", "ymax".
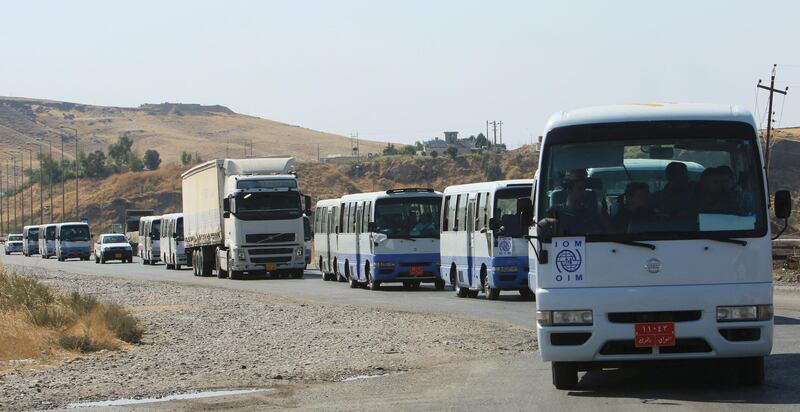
[{"xmin": 182, "ymin": 157, "xmax": 311, "ymax": 280}]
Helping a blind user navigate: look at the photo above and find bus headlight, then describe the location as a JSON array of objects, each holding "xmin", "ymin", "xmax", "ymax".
[
  {"xmin": 493, "ymin": 265, "xmax": 518, "ymax": 273},
  {"xmin": 538, "ymin": 310, "xmax": 593, "ymax": 326},
  {"xmin": 716, "ymin": 305, "xmax": 773, "ymax": 322},
  {"xmin": 373, "ymin": 261, "xmax": 396, "ymax": 268}
]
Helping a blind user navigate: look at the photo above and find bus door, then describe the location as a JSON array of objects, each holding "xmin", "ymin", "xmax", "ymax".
[
  {"xmin": 355, "ymin": 203, "xmax": 363, "ymax": 281},
  {"xmin": 466, "ymin": 196, "xmax": 477, "ymax": 288}
]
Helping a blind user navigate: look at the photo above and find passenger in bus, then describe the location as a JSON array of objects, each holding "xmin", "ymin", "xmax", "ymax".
[
  {"xmin": 410, "ymin": 212, "xmax": 437, "ymax": 237},
  {"xmin": 695, "ymin": 166, "xmax": 744, "ymax": 214},
  {"xmin": 654, "ymin": 161, "xmax": 694, "ymax": 217},
  {"xmin": 548, "ymin": 177, "xmax": 602, "ymax": 235},
  {"xmin": 615, "ymin": 182, "xmax": 654, "ymax": 232}
]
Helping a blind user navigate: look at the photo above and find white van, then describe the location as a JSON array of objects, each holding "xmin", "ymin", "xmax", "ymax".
[
  {"xmin": 22, "ymin": 225, "xmax": 40, "ymax": 256},
  {"xmin": 55, "ymin": 222, "xmax": 92, "ymax": 261},
  {"xmin": 440, "ymin": 180, "xmax": 535, "ymax": 300},
  {"xmin": 39, "ymin": 223, "xmax": 57, "ymax": 258},
  {"xmin": 335, "ymin": 188, "xmax": 443, "ymax": 290},
  {"xmin": 160, "ymin": 213, "xmax": 187, "ymax": 270},
  {"xmin": 529, "ymin": 103, "xmax": 787, "ymax": 389},
  {"xmin": 313, "ymin": 198, "xmax": 341, "ymax": 281},
  {"xmin": 139, "ymin": 215, "xmax": 162, "ymax": 265}
]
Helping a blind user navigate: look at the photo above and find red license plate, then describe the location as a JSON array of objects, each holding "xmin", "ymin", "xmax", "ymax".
[
  {"xmin": 410, "ymin": 266, "xmax": 424, "ymax": 276},
  {"xmin": 634, "ymin": 322, "xmax": 675, "ymax": 347}
]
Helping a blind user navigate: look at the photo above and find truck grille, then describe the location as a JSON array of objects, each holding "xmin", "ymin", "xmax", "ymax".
[
  {"xmin": 249, "ymin": 248, "xmax": 293, "ymax": 255},
  {"xmin": 246, "ymin": 233, "xmax": 295, "ymax": 243},
  {"xmin": 251, "ymin": 256, "xmax": 292, "ymax": 264}
]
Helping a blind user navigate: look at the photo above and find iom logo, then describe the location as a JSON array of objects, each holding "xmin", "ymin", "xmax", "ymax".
[{"xmin": 555, "ymin": 249, "xmax": 582, "ymax": 273}]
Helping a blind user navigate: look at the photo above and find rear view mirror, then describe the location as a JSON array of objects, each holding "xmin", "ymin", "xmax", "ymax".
[
  {"xmin": 536, "ymin": 218, "xmax": 555, "ymax": 244},
  {"xmin": 775, "ymin": 190, "xmax": 792, "ymax": 219},
  {"xmin": 517, "ymin": 197, "xmax": 533, "ymax": 227},
  {"xmin": 304, "ymin": 195, "xmax": 312, "ymax": 215},
  {"xmin": 222, "ymin": 197, "xmax": 231, "ymax": 213}
]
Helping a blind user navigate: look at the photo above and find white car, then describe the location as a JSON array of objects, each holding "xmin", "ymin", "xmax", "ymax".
[
  {"xmin": 93, "ymin": 234, "xmax": 133, "ymax": 264},
  {"xmin": 5, "ymin": 234, "xmax": 23, "ymax": 255}
]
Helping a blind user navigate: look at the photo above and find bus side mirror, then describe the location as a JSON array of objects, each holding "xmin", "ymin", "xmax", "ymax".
[
  {"xmin": 536, "ymin": 218, "xmax": 555, "ymax": 244},
  {"xmin": 488, "ymin": 217, "xmax": 500, "ymax": 231},
  {"xmin": 304, "ymin": 195, "xmax": 312, "ymax": 215},
  {"xmin": 517, "ymin": 197, "xmax": 533, "ymax": 227},
  {"xmin": 775, "ymin": 190, "xmax": 792, "ymax": 219}
]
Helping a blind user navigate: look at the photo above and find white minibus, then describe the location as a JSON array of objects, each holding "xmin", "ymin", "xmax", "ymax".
[
  {"xmin": 313, "ymin": 198, "xmax": 341, "ymax": 281},
  {"xmin": 529, "ymin": 103, "xmax": 790, "ymax": 389},
  {"xmin": 22, "ymin": 225, "xmax": 40, "ymax": 256},
  {"xmin": 160, "ymin": 213, "xmax": 187, "ymax": 270},
  {"xmin": 55, "ymin": 222, "xmax": 92, "ymax": 261},
  {"xmin": 39, "ymin": 223, "xmax": 57, "ymax": 258},
  {"xmin": 440, "ymin": 180, "xmax": 535, "ymax": 300},
  {"xmin": 336, "ymin": 188, "xmax": 443, "ymax": 290},
  {"xmin": 139, "ymin": 215, "xmax": 162, "ymax": 265}
]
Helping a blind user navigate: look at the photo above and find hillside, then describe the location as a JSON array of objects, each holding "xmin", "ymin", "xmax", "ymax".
[
  {"xmin": 0, "ymin": 97, "xmax": 386, "ymax": 163},
  {"xmin": 0, "ymin": 150, "xmax": 537, "ymax": 233}
]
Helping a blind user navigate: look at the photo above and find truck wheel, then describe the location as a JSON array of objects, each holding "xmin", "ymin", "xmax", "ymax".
[
  {"xmin": 434, "ymin": 279, "xmax": 445, "ymax": 291},
  {"xmin": 519, "ymin": 289, "xmax": 535, "ymax": 301},
  {"xmin": 200, "ymin": 249, "xmax": 213, "ymax": 277},
  {"xmin": 487, "ymin": 287, "xmax": 500, "ymax": 300},
  {"xmin": 552, "ymin": 362, "xmax": 578, "ymax": 390},
  {"xmin": 737, "ymin": 357, "xmax": 765, "ymax": 385},
  {"xmin": 291, "ymin": 269, "xmax": 304, "ymax": 279},
  {"xmin": 100, "ymin": 256, "xmax": 106, "ymax": 264},
  {"xmin": 216, "ymin": 253, "xmax": 229, "ymax": 279},
  {"xmin": 95, "ymin": 255, "xmax": 100, "ymax": 264},
  {"xmin": 175, "ymin": 264, "xmax": 181, "ymax": 270}
]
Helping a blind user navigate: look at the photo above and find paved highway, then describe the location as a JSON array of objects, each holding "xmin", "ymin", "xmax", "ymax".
[{"xmin": 3, "ymin": 252, "xmax": 800, "ymax": 411}]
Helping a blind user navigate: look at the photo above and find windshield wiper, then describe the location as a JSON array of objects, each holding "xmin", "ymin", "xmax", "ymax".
[
  {"xmin": 702, "ymin": 237, "xmax": 747, "ymax": 246},
  {"xmin": 393, "ymin": 236, "xmax": 417, "ymax": 242},
  {"xmin": 611, "ymin": 240, "xmax": 656, "ymax": 250}
]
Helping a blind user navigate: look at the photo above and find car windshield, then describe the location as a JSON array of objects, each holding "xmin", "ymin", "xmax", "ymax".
[
  {"xmin": 103, "ymin": 235, "xmax": 127, "ymax": 243},
  {"xmin": 374, "ymin": 197, "xmax": 441, "ymax": 239},
  {"xmin": 46, "ymin": 226, "xmax": 56, "ymax": 240},
  {"xmin": 60, "ymin": 225, "xmax": 90, "ymax": 241},
  {"xmin": 539, "ymin": 121, "xmax": 767, "ymax": 240},
  {"xmin": 494, "ymin": 186, "xmax": 533, "ymax": 238},
  {"xmin": 234, "ymin": 192, "xmax": 302, "ymax": 221},
  {"xmin": 8, "ymin": 235, "xmax": 22, "ymax": 241}
]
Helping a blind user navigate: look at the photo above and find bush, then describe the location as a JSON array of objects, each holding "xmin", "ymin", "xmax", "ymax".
[
  {"xmin": 486, "ymin": 163, "xmax": 503, "ymax": 180},
  {"xmin": 143, "ymin": 149, "xmax": 161, "ymax": 170},
  {"xmin": 430, "ymin": 151, "xmax": 438, "ymax": 158},
  {"xmin": 446, "ymin": 147, "xmax": 459, "ymax": 159}
]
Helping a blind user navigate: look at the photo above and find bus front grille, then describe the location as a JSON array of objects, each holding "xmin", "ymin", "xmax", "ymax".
[
  {"xmin": 599, "ymin": 338, "xmax": 711, "ymax": 355},
  {"xmin": 607, "ymin": 310, "xmax": 702, "ymax": 323}
]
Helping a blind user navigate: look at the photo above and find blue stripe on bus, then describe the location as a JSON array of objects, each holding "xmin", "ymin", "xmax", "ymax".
[
  {"xmin": 440, "ymin": 255, "xmax": 528, "ymax": 289},
  {"xmin": 335, "ymin": 252, "xmax": 440, "ymax": 282}
]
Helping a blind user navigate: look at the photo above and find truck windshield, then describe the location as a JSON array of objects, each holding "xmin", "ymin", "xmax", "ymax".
[
  {"xmin": 60, "ymin": 225, "xmax": 90, "ymax": 241},
  {"xmin": 46, "ymin": 226, "xmax": 56, "ymax": 240},
  {"xmin": 494, "ymin": 186, "xmax": 533, "ymax": 238},
  {"xmin": 539, "ymin": 121, "xmax": 767, "ymax": 241},
  {"xmin": 103, "ymin": 235, "xmax": 127, "ymax": 243},
  {"xmin": 175, "ymin": 218, "xmax": 184, "ymax": 241},
  {"xmin": 374, "ymin": 197, "xmax": 441, "ymax": 239},
  {"xmin": 234, "ymin": 192, "xmax": 302, "ymax": 220}
]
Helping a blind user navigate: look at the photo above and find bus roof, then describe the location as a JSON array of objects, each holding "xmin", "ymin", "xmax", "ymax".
[
  {"xmin": 544, "ymin": 103, "xmax": 757, "ymax": 134},
  {"xmin": 443, "ymin": 179, "xmax": 534, "ymax": 195},
  {"xmin": 160, "ymin": 212, "xmax": 183, "ymax": 220},
  {"xmin": 139, "ymin": 215, "xmax": 162, "ymax": 223},
  {"xmin": 315, "ymin": 198, "xmax": 341, "ymax": 208},
  {"xmin": 56, "ymin": 222, "xmax": 89, "ymax": 227},
  {"xmin": 339, "ymin": 190, "xmax": 442, "ymax": 203}
]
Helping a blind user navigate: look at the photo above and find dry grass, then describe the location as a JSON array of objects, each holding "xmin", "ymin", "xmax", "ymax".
[{"xmin": 0, "ymin": 267, "xmax": 143, "ymax": 365}]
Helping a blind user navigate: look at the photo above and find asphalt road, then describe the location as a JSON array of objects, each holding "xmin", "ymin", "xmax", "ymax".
[{"xmin": 3, "ymin": 252, "xmax": 800, "ymax": 411}]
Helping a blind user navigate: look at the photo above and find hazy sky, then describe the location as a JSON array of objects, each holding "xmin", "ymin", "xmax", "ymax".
[{"xmin": 2, "ymin": 0, "xmax": 798, "ymax": 147}]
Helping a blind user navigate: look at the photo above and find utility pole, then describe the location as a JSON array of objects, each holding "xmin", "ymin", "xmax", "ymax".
[
  {"xmin": 48, "ymin": 140, "xmax": 53, "ymax": 223},
  {"xmin": 61, "ymin": 135, "xmax": 65, "ymax": 221},
  {"xmin": 25, "ymin": 148, "xmax": 33, "ymax": 225},
  {"xmin": 351, "ymin": 132, "xmax": 359, "ymax": 158},
  {"xmin": 36, "ymin": 143, "xmax": 43, "ymax": 224},
  {"xmin": 0, "ymin": 163, "xmax": 3, "ymax": 237},
  {"xmin": 75, "ymin": 134, "xmax": 79, "ymax": 221},
  {"xmin": 11, "ymin": 158, "xmax": 17, "ymax": 231},
  {"xmin": 757, "ymin": 64, "xmax": 789, "ymax": 175},
  {"xmin": 317, "ymin": 144, "xmax": 320, "ymax": 163},
  {"xmin": 499, "ymin": 121, "xmax": 503, "ymax": 146},
  {"xmin": 20, "ymin": 150, "xmax": 25, "ymax": 226}
]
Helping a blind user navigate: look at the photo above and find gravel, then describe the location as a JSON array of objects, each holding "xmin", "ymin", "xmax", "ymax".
[{"xmin": 0, "ymin": 268, "xmax": 535, "ymax": 411}]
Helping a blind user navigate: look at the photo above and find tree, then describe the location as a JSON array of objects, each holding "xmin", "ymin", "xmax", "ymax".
[
  {"xmin": 181, "ymin": 151, "xmax": 192, "ymax": 165},
  {"xmin": 475, "ymin": 133, "xmax": 489, "ymax": 148},
  {"xmin": 383, "ymin": 144, "xmax": 399, "ymax": 156},
  {"xmin": 129, "ymin": 156, "xmax": 144, "ymax": 172},
  {"xmin": 486, "ymin": 163, "xmax": 503, "ymax": 180},
  {"xmin": 143, "ymin": 149, "xmax": 161, "ymax": 170},
  {"xmin": 108, "ymin": 134, "xmax": 135, "ymax": 169},
  {"xmin": 79, "ymin": 150, "xmax": 107, "ymax": 178},
  {"xmin": 430, "ymin": 150, "xmax": 438, "ymax": 158},
  {"xmin": 446, "ymin": 147, "xmax": 459, "ymax": 159},
  {"xmin": 400, "ymin": 145, "xmax": 416, "ymax": 156}
]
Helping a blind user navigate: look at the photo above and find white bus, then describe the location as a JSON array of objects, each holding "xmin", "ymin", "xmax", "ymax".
[
  {"xmin": 22, "ymin": 225, "xmax": 40, "ymax": 256},
  {"xmin": 335, "ymin": 188, "xmax": 443, "ymax": 290},
  {"xmin": 160, "ymin": 213, "xmax": 187, "ymax": 270},
  {"xmin": 38, "ymin": 223, "xmax": 57, "ymax": 258},
  {"xmin": 313, "ymin": 198, "xmax": 341, "ymax": 281},
  {"xmin": 440, "ymin": 180, "xmax": 535, "ymax": 300},
  {"xmin": 55, "ymin": 222, "xmax": 92, "ymax": 261},
  {"xmin": 529, "ymin": 103, "xmax": 790, "ymax": 389},
  {"xmin": 139, "ymin": 215, "xmax": 162, "ymax": 265}
]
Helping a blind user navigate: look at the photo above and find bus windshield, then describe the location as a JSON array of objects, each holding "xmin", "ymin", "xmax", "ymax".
[
  {"xmin": 60, "ymin": 225, "xmax": 90, "ymax": 241},
  {"xmin": 46, "ymin": 226, "xmax": 56, "ymax": 240},
  {"xmin": 374, "ymin": 197, "xmax": 441, "ymax": 239},
  {"xmin": 494, "ymin": 186, "xmax": 533, "ymax": 238},
  {"xmin": 175, "ymin": 218, "xmax": 184, "ymax": 241},
  {"xmin": 151, "ymin": 220, "xmax": 161, "ymax": 238},
  {"xmin": 539, "ymin": 121, "xmax": 767, "ymax": 240},
  {"xmin": 234, "ymin": 191, "xmax": 302, "ymax": 221},
  {"xmin": 27, "ymin": 229, "xmax": 39, "ymax": 241}
]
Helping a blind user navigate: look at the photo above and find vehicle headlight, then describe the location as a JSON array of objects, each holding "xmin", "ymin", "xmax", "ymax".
[
  {"xmin": 493, "ymin": 265, "xmax": 519, "ymax": 273},
  {"xmin": 537, "ymin": 310, "xmax": 593, "ymax": 326},
  {"xmin": 373, "ymin": 261, "xmax": 396, "ymax": 268},
  {"xmin": 716, "ymin": 305, "xmax": 772, "ymax": 322},
  {"xmin": 296, "ymin": 248, "xmax": 303, "ymax": 257},
  {"xmin": 234, "ymin": 248, "xmax": 246, "ymax": 260}
]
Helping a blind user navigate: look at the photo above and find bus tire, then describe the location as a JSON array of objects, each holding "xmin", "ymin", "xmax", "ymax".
[
  {"xmin": 519, "ymin": 289, "xmax": 535, "ymax": 301},
  {"xmin": 452, "ymin": 267, "xmax": 468, "ymax": 298},
  {"xmin": 737, "ymin": 357, "xmax": 765, "ymax": 386},
  {"xmin": 552, "ymin": 362, "xmax": 578, "ymax": 389},
  {"xmin": 175, "ymin": 264, "xmax": 181, "ymax": 270},
  {"xmin": 467, "ymin": 289, "xmax": 479, "ymax": 298},
  {"xmin": 290, "ymin": 269, "xmax": 304, "ymax": 279},
  {"xmin": 366, "ymin": 266, "xmax": 380, "ymax": 291},
  {"xmin": 347, "ymin": 264, "xmax": 359, "ymax": 289},
  {"xmin": 487, "ymin": 287, "xmax": 500, "ymax": 300},
  {"xmin": 434, "ymin": 279, "xmax": 445, "ymax": 291}
]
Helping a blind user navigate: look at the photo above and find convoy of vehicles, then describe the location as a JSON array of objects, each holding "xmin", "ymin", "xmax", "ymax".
[
  {"xmin": 94, "ymin": 233, "xmax": 134, "ymax": 263},
  {"xmin": 55, "ymin": 222, "xmax": 92, "ymax": 261},
  {"xmin": 160, "ymin": 213, "xmax": 187, "ymax": 270},
  {"xmin": 440, "ymin": 180, "xmax": 535, "ymax": 300},
  {"xmin": 138, "ymin": 215, "xmax": 162, "ymax": 265},
  {"xmin": 528, "ymin": 103, "xmax": 788, "ymax": 389},
  {"xmin": 22, "ymin": 225, "xmax": 40, "ymax": 256},
  {"xmin": 1, "ymin": 108, "xmax": 793, "ymax": 391}
]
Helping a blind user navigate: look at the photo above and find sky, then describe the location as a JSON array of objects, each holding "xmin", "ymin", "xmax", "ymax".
[{"xmin": 1, "ymin": 0, "xmax": 799, "ymax": 148}]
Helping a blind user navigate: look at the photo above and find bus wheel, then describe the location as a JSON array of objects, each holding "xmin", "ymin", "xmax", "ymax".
[
  {"xmin": 552, "ymin": 362, "xmax": 578, "ymax": 389},
  {"xmin": 483, "ymin": 271, "xmax": 500, "ymax": 300},
  {"xmin": 320, "ymin": 258, "xmax": 329, "ymax": 281},
  {"xmin": 452, "ymin": 268, "xmax": 468, "ymax": 298},
  {"xmin": 347, "ymin": 264, "xmax": 359, "ymax": 289},
  {"xmin": 290, "ymin": 269, "xmax": 304, "ymax": 279},
  {"xmin": 434, "ymin": 279, "xmax": 445, "ymax": 291},
  {"xmin": 519, "ymin": 289, "xmax": 535, "ymax": 301},
  {"xmin": 737, "ymin": 357, "xmax": 765, "ymax": 385},
  {"xmin": 366, "ymin": 266, "xmax": 380, "ymax": 291}
]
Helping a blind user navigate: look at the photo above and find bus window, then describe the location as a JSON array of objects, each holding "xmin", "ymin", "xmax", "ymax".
[
  {"xmin": 442, "ymin": 196, "xmax": 452, "ymax": 231},
  {"xmin": 456, "ymin": 194, "xmax": 468, "ymax": 231},
  {"xmin": 475, "ymin": 193, "xmax": 484, "ymax": 230},
  {"xmin": 363, "ymin": 202, "xmax": 371, "ymax": 233}
]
